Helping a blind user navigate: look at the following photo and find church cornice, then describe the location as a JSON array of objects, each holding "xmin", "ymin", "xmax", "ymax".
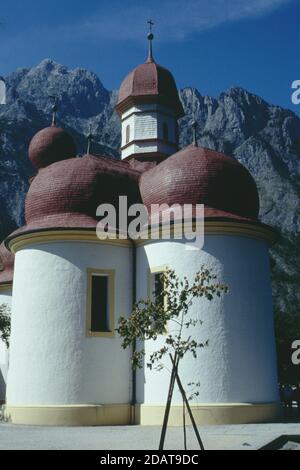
[
  {"xmin": 121, "ymin": 108, "xmax": 177, "ymax": 122},
  {"xmin": 116, "ymin": 95, "xmax": 184, "ymax": 118},
  {"xmin": 7, "ymin": 220, "xmax": 278, "ymax": 254},
  {"xmin": 135, "ymin": 219, "xmax": 279, "ymax": 247},
  {"xmin": 8, "ymin": 229, "xmax": 131, "ymax": 254},
  {"xmin": 120, "ymin": 138, "xmax": 178, "ymax": 152}
]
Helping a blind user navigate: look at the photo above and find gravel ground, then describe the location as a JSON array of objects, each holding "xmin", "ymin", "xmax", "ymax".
[{"xmin": 0, "ymin": 422, "xmax": 300, "ymax": 450}]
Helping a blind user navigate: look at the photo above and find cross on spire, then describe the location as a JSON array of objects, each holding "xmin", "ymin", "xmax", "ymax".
[
  {"xmin": 147, "ymin": 19, "xmax": 154, "ymax": 33},
  {"xmin": 191, "ymin": 89, "xmax": 198, "ymax": 146},
  {"xmin": 191, "ymin": 119, "xmax": 198, "ymax": 147},
  {"xmin": 86, "ymin": 125, "xmax": 93, "ymax": 155},
  {"xmin": 147, "ymin": 19, "xmax": 155, "ymax": 63},
  {"xmin": 49, "ymin": 95, "xmax": 58, "ymax": 126}
]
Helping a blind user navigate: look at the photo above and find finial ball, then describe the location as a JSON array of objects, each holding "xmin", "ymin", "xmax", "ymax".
[{"xmin": 147, "ymin": 33, "xmax": 154, "ymax": 41}]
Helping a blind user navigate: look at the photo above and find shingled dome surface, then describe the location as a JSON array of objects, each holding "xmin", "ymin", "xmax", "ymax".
[
  {"xmin": 140, "ymin": 144, "xmax": 260, "ymax": 221},
  {"xmin": 116, "ymin": 61, "xmax": 184, "ymax": 118},
  {"xmin": 29, "ymin": 125, "xmax": 77, "ymax": 169},
  {"xmin": 22, "ymin": 154, "xmax": 142, "ymax": 231}
]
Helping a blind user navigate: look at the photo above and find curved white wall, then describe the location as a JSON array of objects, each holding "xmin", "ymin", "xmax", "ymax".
[
  {"xmin": 0, "ymin": 288, "xmax": 12, "ymax": 402},
  {"xmin": 6, "ymin": 242, "xmax": 132, "ymax": 406},
  {"xmin": 136, "ymin": 234, "xmax": 279, "ymax": 406}
]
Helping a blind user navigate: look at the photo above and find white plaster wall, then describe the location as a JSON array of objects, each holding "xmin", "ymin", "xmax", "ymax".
[
  {"xmin": 121, "ymin": 103, "xmax": 177, "ymax": 159},
  {"xmin": 0, "ymin": 289, "xmax": 12, "ymax": 401},
  {"xmin": 134, "ymin": 113, "xmax": 157, "ymax": 140},
  {"xmin": 136, "ymin": 235, "xmax": 279, "ymax": 406},
  {"xmin": 133, "ymin": 113, "xmax": 176, "ymax": 143},
  {"xmin": 6, "ymin": 242, "xmax": 132, "ymax": 406},
  {"xmin": 122, "ymin": 142, "xmax": 176, "ymax": 160}
]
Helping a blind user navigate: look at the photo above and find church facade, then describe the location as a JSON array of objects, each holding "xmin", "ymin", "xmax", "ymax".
[{"xmin": 0, "ymin": 36, "xmax": 281, "ymax": 426}]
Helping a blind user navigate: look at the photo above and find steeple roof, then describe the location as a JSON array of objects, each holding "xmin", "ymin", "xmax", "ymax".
[{"xmin": 116, "ymin": 61, "xmax": 184, "ymax": 118}]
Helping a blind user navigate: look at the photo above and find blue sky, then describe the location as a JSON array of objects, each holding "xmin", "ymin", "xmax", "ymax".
[{"xmin": 0, "ymin": 0, "xmax": 299, "ymax": 114}]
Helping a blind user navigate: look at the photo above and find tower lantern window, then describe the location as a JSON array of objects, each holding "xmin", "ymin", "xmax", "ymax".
[{"xmin": 126, "ymin": 125, "xmax": 130, "ymax": 144}]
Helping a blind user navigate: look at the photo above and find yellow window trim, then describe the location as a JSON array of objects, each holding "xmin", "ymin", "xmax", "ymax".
[
  {"xmin": 147, "ymin": 265, "xmax": 169, "ymax": 302},
  {"xmin": 148, "ymin": 265, "xmax": 169, "ymax": 335},
  {"xmin": 86, "ymin": 268, "xmax": 115, "ymax": 338},
  {"xmin": 0, "ymin": 283, "xmax": 12, "ymax": 292}
]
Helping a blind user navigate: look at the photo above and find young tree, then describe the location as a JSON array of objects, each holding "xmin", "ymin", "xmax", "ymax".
[
  {"xmin": 0, "ymin": 304, "xmax": 11, "ymax": 348},
  {"xmin": 117, "ymin": 267, "xmax": 228, "ymax": 450}
]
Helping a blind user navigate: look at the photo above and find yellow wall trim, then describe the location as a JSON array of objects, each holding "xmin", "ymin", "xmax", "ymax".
[
  {"xmin": 8, "ymin": 230, "xmax": 131, "ymax": 254},
  {"xmin": 7, "ymin": 220, "xmax": 278, "ymax": 254},
  {"xmin": 2, "ymin": 402, "xmax": 282, "ymax": 426},
  {"xmin": 135, "ymin": 403, "xmax": 282, "ymax": 426},
  {"xmin": 3, "ymin": 404, "xmax": 131, "ymax": 426},
  {"xmin": 136, "ymin": 221, "xmax": 278, "ymax": 246},
  {"xmin": 204, "ymin": 221, "xmax": 278, "ymax": 244}
]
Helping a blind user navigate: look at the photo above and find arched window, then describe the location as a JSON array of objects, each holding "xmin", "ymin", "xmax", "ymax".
[
  {"xmin": 163, "ymin": 123, "xmax": 169, "ymax": 141},
  {"xmin": 126, "ymin": 125, "xmax": 130, "ymax": 144}
]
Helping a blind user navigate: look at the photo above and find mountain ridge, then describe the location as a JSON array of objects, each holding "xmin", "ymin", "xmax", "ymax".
[{"xmin": 0, "ymin": 59, "xmax": 299, "ymax": 314}]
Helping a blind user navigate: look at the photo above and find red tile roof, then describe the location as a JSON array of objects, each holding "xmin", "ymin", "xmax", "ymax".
[
  {"xmin": 116, "ymin": 61, "xmax": 184, "ymax": 118},
  {"xmin": 29, "ymin": 125, "xmax": 77, "ymax": 169},
  {"xmin": 24, "ymin": 154, "xmax": 141, "ymax": 230},
  {"xmin": 140, "ymin": 144, "xmax": 260, "ymax": 220}
]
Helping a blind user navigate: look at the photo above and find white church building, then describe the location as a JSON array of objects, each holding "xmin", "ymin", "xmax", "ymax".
[{"xmin": 0, "ymin": 34, "xmax": 281, "ymax": 426}]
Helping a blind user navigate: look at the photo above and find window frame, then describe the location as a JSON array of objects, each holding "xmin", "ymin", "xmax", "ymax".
[
  {"xmin": 148, "ymin": 265, "xmax": 169, "ymax": 335},
  {"xmin": 86, "ymin": 268, "xmax": 115, "ymax": 338},
  {"xmin": 148, "ymin": 265, "xmax": 169, "ymax": 306}
]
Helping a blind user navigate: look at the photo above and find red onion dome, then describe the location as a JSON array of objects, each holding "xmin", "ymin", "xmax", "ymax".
[
  {"xmin": 29, "ymin": 125, "xmax": 77, "ymax": 170},
  {"xmin": 23, "ymin": 154, "xmax": 141, "ymax": 231},
  {"xmin": 140, "ymin": 144, "xmax": 259, "ymax": 221},
  {"xmin": 116, "ymin": 61, "xmax": 184, "ymax": 118},
  {"xmin": 0, "ymin": 242, "xmax": 14, "ymax": 285}
]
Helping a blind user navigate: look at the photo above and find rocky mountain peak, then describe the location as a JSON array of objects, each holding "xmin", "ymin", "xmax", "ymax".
[
  {"xmin": 0, "ymin": 60, "xmax": 299, "ymax": 314},
  {"xmin": 5, "ymin": 59, "xmax": 110, "ymax": 120}
]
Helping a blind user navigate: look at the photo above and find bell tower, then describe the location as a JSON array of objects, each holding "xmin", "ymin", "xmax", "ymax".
[{"xmin": 115, "ymin": 22, "xmax": 184, "ymax": 163}]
